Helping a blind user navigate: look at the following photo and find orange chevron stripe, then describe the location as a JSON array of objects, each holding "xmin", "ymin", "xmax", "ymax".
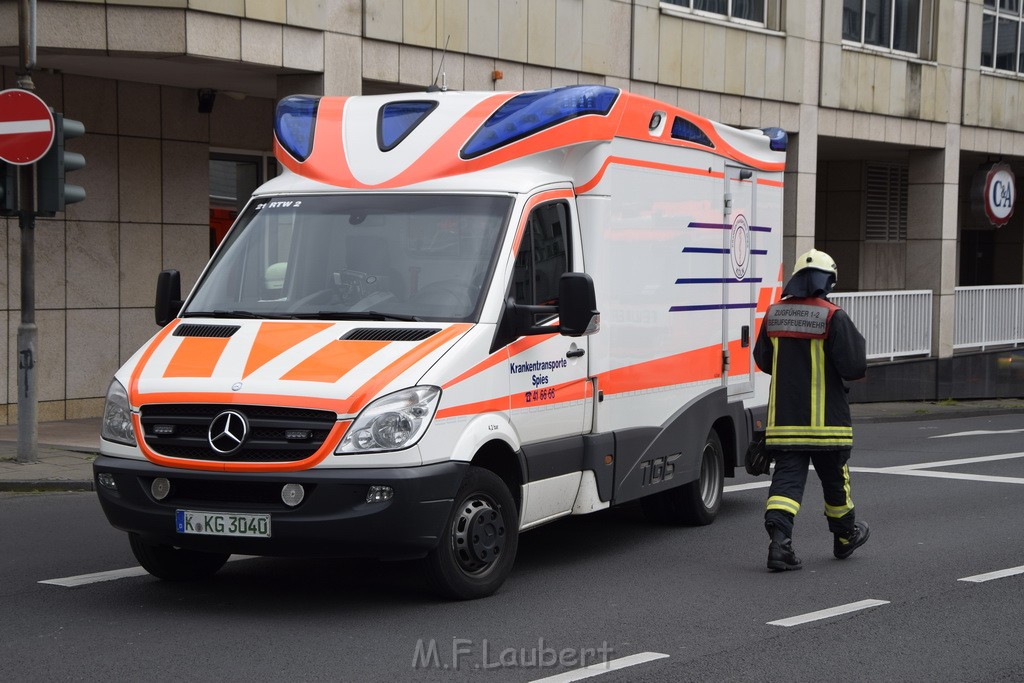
[
  {"xmin": 244, "ymin": 322, "xmax": 333, "ymax": 378},
  {"xmin": 129, "ymin": 320, "xmax": 180, "ymax": 405},
  {"xmin": 163, "ymin": 336, "xmax": 230, "ymax": 378},
  {"xmin": 343, "ymin": 323, "xmax": 471, "ymax": 412},
  {"xmin": 281, "ymin": 339, "xmax": 389, "ymax": 383}
]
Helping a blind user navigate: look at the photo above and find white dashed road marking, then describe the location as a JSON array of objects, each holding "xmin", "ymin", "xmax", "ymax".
[
  {"xmin": 529, "ymin": 652, "xmax": 669, "ymax": 683},
  {"xmin": 767, "ymin": 599, "xmax": 890, "ymax": 627},
  {"xmin": 40, "ymin": 556, "xmax": 252, "ymax": 587},
  {"xmin": 958, "ymin": 565, "xmax": 1024, "ymax": 583},
  {"xmin": 930, "ymin": 429, "xmax": 1024, "ymax": 439}
]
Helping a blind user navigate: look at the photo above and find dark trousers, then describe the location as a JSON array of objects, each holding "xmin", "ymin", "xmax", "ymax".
[{"xmin": 764, "ymin": 448, "xmax": 856, "ymax": 538}]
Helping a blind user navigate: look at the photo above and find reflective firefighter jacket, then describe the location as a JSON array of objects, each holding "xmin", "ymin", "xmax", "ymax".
[{"xmin": 753, "ymin": 296, "xmax": 867, "ymax": 450}]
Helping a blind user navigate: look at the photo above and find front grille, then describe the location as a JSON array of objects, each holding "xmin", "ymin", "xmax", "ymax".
[{"xmin": 140, "ymin": 404, "xmax": 336, "ymax": 462}]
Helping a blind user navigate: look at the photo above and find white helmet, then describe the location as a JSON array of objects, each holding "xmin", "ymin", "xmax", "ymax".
[{"xmin": 792, "ymin": 248, "xmax": 837, "ymax": 281}]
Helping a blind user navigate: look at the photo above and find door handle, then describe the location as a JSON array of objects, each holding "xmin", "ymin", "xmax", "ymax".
[{"xmin": 566, "ymin": 348, "xmax": 585, "ymax": 359}]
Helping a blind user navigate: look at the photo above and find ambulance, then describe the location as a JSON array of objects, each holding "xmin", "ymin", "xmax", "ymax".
[{"xmin": 94, "ymin": 84, "xmax": 786, "ymax": 599}]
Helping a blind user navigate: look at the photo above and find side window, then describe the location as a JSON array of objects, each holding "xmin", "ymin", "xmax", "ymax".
[{"xmin": 513, "ymin": 202, "xmax": 570, "ymax": 307}]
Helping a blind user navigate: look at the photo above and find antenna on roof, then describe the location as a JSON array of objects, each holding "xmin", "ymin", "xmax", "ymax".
[{"xmin": 427, "ymin": 35, "xmax": 450, "ymax": 93}]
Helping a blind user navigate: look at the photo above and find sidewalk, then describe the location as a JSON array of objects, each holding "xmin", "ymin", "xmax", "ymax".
[{"xmin": 1, "ymin": 399, "xmax": 1023, "ymax": 492}]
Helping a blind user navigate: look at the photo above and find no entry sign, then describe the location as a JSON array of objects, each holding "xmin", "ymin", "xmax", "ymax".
[{"xmin": 0, "ymin": 89, "xmax": 55, "ymax": 165}]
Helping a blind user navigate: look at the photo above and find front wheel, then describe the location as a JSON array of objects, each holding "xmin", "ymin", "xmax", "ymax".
[
  {"xmin": 129, "ymin": 533, "xmax": 230, "ymax": 581},
  {"xmin": 425, "ymin": 467, "xmax": 519, "ymax": 600},
  {"xmin": 642, "ymin": 428, "xmax": 724, "ymax": 526}
]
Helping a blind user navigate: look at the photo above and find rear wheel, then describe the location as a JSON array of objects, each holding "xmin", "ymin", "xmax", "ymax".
[
  {"xmin": 426, "ymin": 467, "xmax": 519, "ymax": 600},
  {"xmin": 129, "ymin": 533, "xmax": 230, "ymax": 581},
  {"xmin": 642, "ymin": 428, "xmax": 724, "ymax": 526}
]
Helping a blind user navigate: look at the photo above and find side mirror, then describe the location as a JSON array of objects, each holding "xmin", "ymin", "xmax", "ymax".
[
  {"xmin": 155, "ymin": 269, "xmax": 183, "ymax": 327},
  {"xmin": 557, "ymin": 272, "xmax": 599, "ymax": 337},
  {"xmin": 504, "ymin": 272, "xmax": 599, "ymax": 340}
]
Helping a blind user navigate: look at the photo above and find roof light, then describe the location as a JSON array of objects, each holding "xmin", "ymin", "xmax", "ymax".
[
  {"xmin": 461, "ymin": 85, "xmax": 620, "ymax": 159},
  {"xmin": 275, "ymin": 95, "xmax": 320, "ymax": 162},
  {"xmin": 671, "ymin": 116, "xmax": 713, "ymax": 148},
  {"xmin": 378, "ymin": 101, "xmax": 438, "ymax": 151},
  {"xmin": 762, "ymin": 127, "xmax": 788, "ymax": 152}
]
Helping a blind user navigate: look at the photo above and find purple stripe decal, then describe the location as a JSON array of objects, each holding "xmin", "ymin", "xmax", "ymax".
[
  {"xmin": 669, "ymin": 302, "xmax": 757, "ymax": 312},
  {"xmin": 676, "ymin": 278, "xmax": 763, "ymax": 284}
]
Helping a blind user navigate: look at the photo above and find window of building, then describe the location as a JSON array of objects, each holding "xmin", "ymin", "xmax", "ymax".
[
  {"xmin": 209, "ymin": 152, "xmax": 278, "ymax": 253},
  {"xmin": 660, "ymin": 0, "xmax": 783, "ymax": 29},
  {"xmin": 864, "ymin": 163, "xmax": 908, "ymax": 242},
  {"xmin": 843, "ymin": 0, "xmax": 922, "ymax": 54},
  {"xmin": 981, "ymin": 1, "xmax": 1024, "ymax": 72}
]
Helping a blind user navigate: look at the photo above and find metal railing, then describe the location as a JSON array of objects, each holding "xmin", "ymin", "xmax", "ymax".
[
  {"xmin": 830, "ymin": 290, "xmax": 932, "ymax": 361},
  {"xmin": 954, "ymin": 285, "xmax": 1024, "ymax": 351}
]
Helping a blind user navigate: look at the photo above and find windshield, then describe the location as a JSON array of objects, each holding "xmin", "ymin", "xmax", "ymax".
[{"xmin": 185, "ymin": 194, "xmax": 513, "ymax": 322}]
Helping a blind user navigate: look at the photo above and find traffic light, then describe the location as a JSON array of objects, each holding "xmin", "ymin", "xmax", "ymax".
[
  {"xmin": 0, "ymin": 161, "xmax": 15, "ymax": 216},
  {"xmin": 36, "ymin": 113, "xmax": 86, "ymax": 215}
]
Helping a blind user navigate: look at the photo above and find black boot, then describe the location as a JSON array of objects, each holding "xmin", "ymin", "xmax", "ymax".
[
  {"xmin": 834, "ymin": 521, "xmax": 870, "ymax": 559},
  {"xmin": 766, "ymin": 523, "xmax": 802, "ymax": 572}
]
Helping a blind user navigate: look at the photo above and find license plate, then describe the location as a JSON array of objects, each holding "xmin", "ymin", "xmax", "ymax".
[{"xmin": 175, "ymin": 509, "xmax": 271, "ymax": 538}]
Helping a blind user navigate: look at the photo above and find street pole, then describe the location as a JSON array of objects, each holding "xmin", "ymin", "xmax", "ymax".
[{"xmin": 16, "ymin": 0, "xmax": 38, "ymax": 463}]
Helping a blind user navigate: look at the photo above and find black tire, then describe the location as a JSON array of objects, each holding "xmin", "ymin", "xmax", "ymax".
[
  {"xmin": 641, "ymin": 429, "xmax": 725, "ymax": 526},
  {"xmin": 128, "ymin": 533, "xmax": 230, "ymax": 581},
  {"xmin": 425, "ymin": 467, "xmax": 519, "ymax": 600}
]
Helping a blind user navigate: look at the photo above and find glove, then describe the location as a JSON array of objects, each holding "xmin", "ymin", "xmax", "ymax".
[{"xmin": 744, "ymin": 437, "xmax": 772, "ymax": 476}]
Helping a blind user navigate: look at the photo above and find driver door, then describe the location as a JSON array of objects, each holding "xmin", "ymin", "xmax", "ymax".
[{"xmin": 507, "ymin": 200, "xmax": 590, "ymax": 446}]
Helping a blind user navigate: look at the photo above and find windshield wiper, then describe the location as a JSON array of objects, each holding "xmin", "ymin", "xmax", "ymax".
[
  {"xmin": 182, "ymin": 310, "xmax": 296, "ymax": 320},
  {"xmin": 289, "ymin": 310, "xmax": 423, "ymax": 322}
]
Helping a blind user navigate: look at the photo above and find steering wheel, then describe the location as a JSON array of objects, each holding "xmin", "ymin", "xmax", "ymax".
[
  {"xmin": 410, "ymin": 280, "xmax": 474, "ymax": 314},
  {"xmin": 286, "ymin": 288, "xmax": 336, "ymax": 311}
]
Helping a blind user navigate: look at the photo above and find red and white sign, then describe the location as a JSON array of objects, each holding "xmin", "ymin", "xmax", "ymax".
[
  {"xmin": 984, "ymin": 161, "xmax": 1016, "ymax": 228},
  {"xmin": 0, "ymin": 89, "xmax": 55, "ymax": 165}
]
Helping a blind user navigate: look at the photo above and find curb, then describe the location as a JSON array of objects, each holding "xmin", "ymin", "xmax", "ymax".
[{"xmin": 853, "ymin": 406, "xmax": 1024, "ymax": 424}]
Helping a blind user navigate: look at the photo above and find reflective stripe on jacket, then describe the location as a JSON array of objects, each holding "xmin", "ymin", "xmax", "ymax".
[{"xmin": 753, "ymin": 296, "xmax": 867, "ymax": 450}]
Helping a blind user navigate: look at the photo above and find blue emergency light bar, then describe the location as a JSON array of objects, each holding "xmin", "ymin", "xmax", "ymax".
[
  {"xmin": 275, "ymin": 95, "xmax": 321, "ymax": 161},
  {"xmin": 461, "ymin": 85, "xmax": 619, "ymax": 159},
  {"xmin": 378, "ymin": 101, "xmax": 438, "ymax": 151},
  {"xmin": 762, "ymin": 127, "xmax": 788, "ymax": 152},
  {"xmin": 671, "ymin": 116, "xmax": 714, "ymax": 148}
]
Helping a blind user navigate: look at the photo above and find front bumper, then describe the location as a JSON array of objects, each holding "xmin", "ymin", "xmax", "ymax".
[{"xmin": 92, "ymin": 455, "xmax": 468, "ymax": 560}]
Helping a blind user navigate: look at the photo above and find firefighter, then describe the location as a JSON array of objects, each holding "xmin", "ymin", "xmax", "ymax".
[{"xmin": 753, "ymin": 249, "xmax": 870, "ymax": 572}]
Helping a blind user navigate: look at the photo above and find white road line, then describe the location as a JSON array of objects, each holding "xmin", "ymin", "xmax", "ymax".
[
  {"xmin": 724, "ymin": 481, "xmax": 772, "ymax": 492},
  {"xmin": 767, "ymin": 599, "xmax": 889, "ymax": 628},
  {"xmin": 39, "ymin": 566, "xmax": 150, "ymax": 587},
  {"xmin": 39, "ymin": 556, "xmax": 252, "ymax": 587},
  {"xmin": 930, "ymin": 429, "xmax": 1024, "ymax": 439},
  {"xmin": 878, "ymin": 451, "xmax": 1024, "ymax": 471},
  {"xmin": 850, "ymin": 467, "xmax": 1024, "ymax": 485},
  {"xmin": 958, "ymin": 565, "xmax": 1024, "ymax": 583},
  {"xmin": 529, "ymin": 652, "xmax": 669, "ymax": 683}
]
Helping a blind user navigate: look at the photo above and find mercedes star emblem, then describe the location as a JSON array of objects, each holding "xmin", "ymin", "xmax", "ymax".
[{"xmin": 208, "ymin": 410, "xmax": 249, "ymax": 455}]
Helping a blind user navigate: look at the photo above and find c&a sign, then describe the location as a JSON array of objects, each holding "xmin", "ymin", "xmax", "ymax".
[{"xmin": 972, "ymin": 161, "xmax": 1016, "ymax": 228}]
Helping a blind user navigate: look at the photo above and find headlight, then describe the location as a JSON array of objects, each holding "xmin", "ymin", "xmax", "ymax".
[
  {"xmin": 338, "ymin": 386, "xmax": 441, "ymax": 454},
  {"xmin": 101, "ymin": 380, "xmax": 136, "ymax": 446}
]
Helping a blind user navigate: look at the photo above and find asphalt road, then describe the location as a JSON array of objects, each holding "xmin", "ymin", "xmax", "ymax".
[{"xmin": 3, "ymin": 413, "xmax": 1024, "ymax": 682}]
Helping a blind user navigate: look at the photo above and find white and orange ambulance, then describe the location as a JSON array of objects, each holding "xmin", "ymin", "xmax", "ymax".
[{"xmin": 94, "ymin": 85, "xmax": 786, "ymax": 599}]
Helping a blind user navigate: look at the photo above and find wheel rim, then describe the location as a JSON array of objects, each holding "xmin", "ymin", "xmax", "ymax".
[
  {"xmin": 699, "ymin": 441, "xmax": 723, "ymax": 508},
  {"xmin": 452, "ymin": 495, "xmax": 505, "ymax": 575}
]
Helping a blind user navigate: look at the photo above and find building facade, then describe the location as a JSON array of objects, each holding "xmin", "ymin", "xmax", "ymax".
[{"xmin": 0, "ymin": 0, "xmax": 1020, "ymax": 421}]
